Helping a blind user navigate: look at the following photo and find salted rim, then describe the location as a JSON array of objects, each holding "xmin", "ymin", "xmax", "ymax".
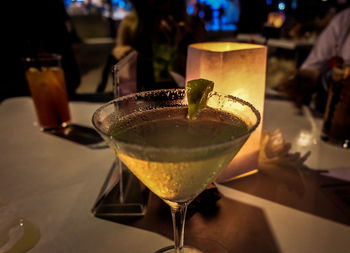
[{"xmin": 92, "ymin": 89, "xmax": 261, "ymax": 154}]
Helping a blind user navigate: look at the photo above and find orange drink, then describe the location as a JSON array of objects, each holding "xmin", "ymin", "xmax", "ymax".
[{"xmin": 24, "ymin": 54, "xmax": 71, "ymax": 130}]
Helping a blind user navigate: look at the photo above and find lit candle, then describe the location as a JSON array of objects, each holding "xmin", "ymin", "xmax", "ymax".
[{"xmin": 186, "ymin": 42, "xmax": 267, "ymax": 182}]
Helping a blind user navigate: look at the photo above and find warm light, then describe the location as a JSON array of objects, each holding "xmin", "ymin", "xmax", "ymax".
[
  {"xmin": 296, "ymin": 131, "xmax": 313, "ymax": 147},
  {"xmin": 231, "ymin": 169, "xmax": 259, "ymax": 180},
  {"xmin": 186, "ymin": 42, "xmax": 267, "ymax": 182},
  {"xmin": 267, "ymin": 12, "xmax": 285, "ymax": 28},
  {"xmin": 189, "ymin": 42, "xmax": 263, "ymax": 52}
]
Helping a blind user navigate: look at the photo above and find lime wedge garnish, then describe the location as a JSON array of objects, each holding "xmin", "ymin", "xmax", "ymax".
[{"xmin": 187, "ymin": 78, "xmax": 214, "ymax": 120}]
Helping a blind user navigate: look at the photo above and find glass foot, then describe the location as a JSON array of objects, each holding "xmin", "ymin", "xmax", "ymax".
[{"xmin": 155, "ymin": 246, "xmax": 202, "ymax": 253}]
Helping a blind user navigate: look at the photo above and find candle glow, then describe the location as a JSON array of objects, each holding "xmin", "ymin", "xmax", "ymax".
[{"xmin": 186, "ymin": 42, "xmax": 267, "ymax": 182}]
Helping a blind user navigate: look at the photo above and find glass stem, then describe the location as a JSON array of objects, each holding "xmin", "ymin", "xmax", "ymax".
[
  {"xmin": 170, "ymin": 202, "xmax": 188, "ymax": 253},
  {"xmin": 118, "ymin": 159, "xmax": 124, "ymax": 203}
]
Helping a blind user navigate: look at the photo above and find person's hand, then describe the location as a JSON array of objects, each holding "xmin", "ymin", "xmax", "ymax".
[{"xmin": 332, "ymin": 66, "xmax": 350, "ymax": 82}]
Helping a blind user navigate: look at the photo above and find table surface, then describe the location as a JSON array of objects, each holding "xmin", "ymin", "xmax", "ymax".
[
  {"xmin": 0, "ymin": 96, "xmax": 349, "ymax": 253},
  {"xmin": 234, "ymin": 33, "xmax": 315, "ymax": 49}
]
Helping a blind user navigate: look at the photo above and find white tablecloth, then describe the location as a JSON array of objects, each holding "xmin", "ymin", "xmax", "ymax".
[{"xmin": 0, "ymin": 97, "xmax": 349, "ymax": 253}]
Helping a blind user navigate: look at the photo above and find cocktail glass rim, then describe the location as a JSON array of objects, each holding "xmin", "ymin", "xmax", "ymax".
[{"xmin": 92, "ymin": 88, "xmax": 261, "ymax": 154}]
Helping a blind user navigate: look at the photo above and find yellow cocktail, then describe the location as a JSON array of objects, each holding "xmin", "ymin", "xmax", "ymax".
[{"xmin": 92, "ymin": 89, "xmax": 260, "ymax": 252}]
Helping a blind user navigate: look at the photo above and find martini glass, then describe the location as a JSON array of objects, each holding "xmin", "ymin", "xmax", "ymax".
[{"xmin": 92, "ymin": 89, "xmax": 260, "ymax": 253}]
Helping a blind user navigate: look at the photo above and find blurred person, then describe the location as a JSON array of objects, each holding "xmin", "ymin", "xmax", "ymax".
[
  {"xmin": 203, "ymin": 3, "xmax": 213, "ymax": 25},
  {"xmin": 300, "ymin": 6, "xmax": 350, "ymax": 72},
  {"xmin": 285, "ymin": 0, "xmax": 337, "ymax": 40},
  {"xmin": 96, "ymin": 0, "xmax": 207, "ymax": 92},
  {"xmin": 2, "ymin": 0, "xmax": 81, "ymax": 102},
  {"xmin": 218, "ymin": 4, "xmax": 225, "ymax": 30},
  {"xmin": 275, "ymin": 7, "xmax": 350, "ymax": 112}
]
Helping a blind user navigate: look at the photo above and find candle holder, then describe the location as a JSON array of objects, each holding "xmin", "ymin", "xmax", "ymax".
[{"xmin": 186, "ymin": 42, "xmax": 267, "ymax": 182}]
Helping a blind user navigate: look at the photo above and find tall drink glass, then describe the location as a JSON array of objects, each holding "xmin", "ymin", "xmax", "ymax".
[
  {"xmin": 321, "ymin": 76, "xmax": 350, "ymax": 148},
  {"xmin": 24, "ymin": 53, "xmax": 71, "ymax": 131},
  {"xmin": 92, "ymin": 89, "xmax": 260, "ymax": 252}
]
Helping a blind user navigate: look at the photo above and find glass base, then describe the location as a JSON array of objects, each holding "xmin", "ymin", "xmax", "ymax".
[
  {"xmin": 44, "ymin": 123, "xmax": 107, "ymax": 149},
  {"xmin": 321, "ymin": 134, "xmax": 350, "ymax": 149},
  {"xmin": 155, "ymin": 246, "xmax": 202, "ymax": 253},
  {"xmin": 40, "ymin": 121, "xmax": 70, "ymax": 132}
]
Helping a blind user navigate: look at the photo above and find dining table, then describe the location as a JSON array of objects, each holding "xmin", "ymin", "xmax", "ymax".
[{"xmin": 0, "ymin": 92, "xmax": 349, "ymax": 253}]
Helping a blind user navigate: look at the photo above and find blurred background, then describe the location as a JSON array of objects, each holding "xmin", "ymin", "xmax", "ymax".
[{"xmin": 3, "ymin": 0, "xmax": 350, "ymax": 102}]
